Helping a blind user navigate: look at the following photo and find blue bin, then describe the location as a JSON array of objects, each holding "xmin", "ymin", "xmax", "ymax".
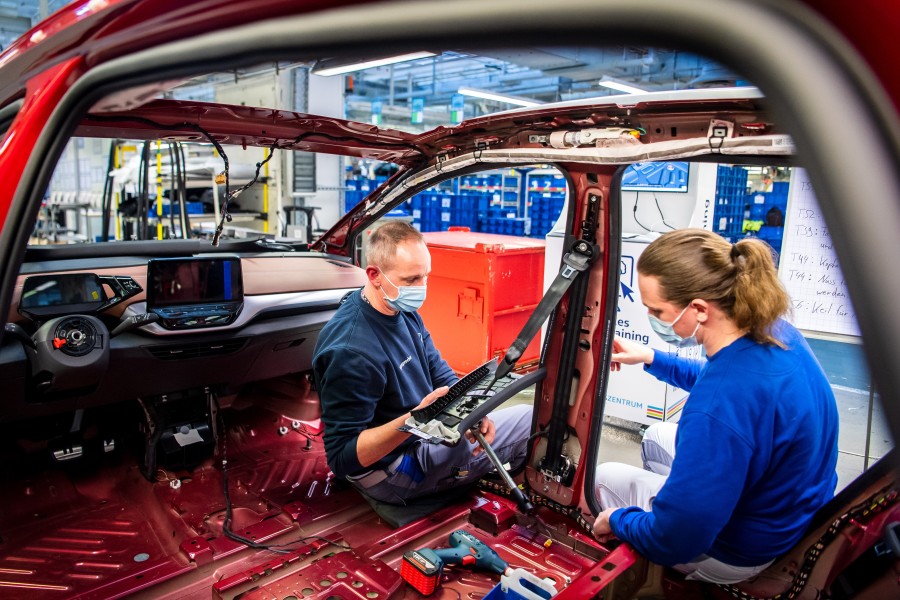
[
  {"xmin": 772, "ymin": 181, "xmax": 790, "ymax": 195},
  {"xmin": 149, "ymin": 201, "xmax": 203, "ymax": 217},
  {"xmin": 749, "ymin": 204, "xmax": 767, "ymax": 220},
  {"xmin": 758, "ymin": 225, "xmax": 784, "ymax": 245}
]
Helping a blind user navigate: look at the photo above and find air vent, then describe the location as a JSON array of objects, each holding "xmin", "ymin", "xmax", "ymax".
[
  {"xmin": 327, "ymin": 259, "xmax": 354, "ymax": 268},
  {"xmin": 144, "ymin": 338, "xmax": 248, "ymax": 360}
]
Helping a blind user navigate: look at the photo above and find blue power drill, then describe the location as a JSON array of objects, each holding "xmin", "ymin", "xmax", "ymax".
[{"xmin": 400, "ymin": 529, "xmax": 510, "ymax": 595}]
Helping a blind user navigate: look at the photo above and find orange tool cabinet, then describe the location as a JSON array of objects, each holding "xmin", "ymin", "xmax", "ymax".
[{"xmin": 419, "ymin": 231, "xmax": 546, "ymax": 375}]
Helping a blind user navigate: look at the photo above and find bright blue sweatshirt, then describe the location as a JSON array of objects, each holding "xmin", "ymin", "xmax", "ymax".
[
  {"xmin": 610, "ymin": 319, "xmax": 839, "ymax": 567},
  {"xmin": 312, "ymin": 290, "xmax": 457, "ymax": 479}
]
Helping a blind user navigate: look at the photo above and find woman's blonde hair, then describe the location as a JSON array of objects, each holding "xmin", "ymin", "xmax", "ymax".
[{"xmin": 637, "ymin": 229, "xmax": 790, "ymax": 346}]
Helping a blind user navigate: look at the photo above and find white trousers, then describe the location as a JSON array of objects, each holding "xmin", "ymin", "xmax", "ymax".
[{"xmin": 595, "ymin": 422, "xmax": 772, "ymax": 584}]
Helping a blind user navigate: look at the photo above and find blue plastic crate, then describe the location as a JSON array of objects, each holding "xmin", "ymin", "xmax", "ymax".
[
  {"xmin": 345, "ymin": 190, "xmax": 365, "ymax": 212},
  {"xmin": 772, "ymin": 181, "xmax": 790, "ymax": 195},
  {"xmin": 149, "ymin": 201, "xmax": 203, "ymax": 217},
  {"xmin": 749, "ymin": 204, "xmax": 767, "ymax": 220},
  {"xmin": 757, "ymin": 225, "xmax": 784, "ymax": 244},
  {"xmin": 715, "ymin": 214, "xmax": 745, "ymax": 235},
  {"xmin": 453, "ymin": 207, "xmax": 478, "ymax": 229},
  {"xmin": 510, "ymin": 218, "xmax": 528, "ymax": 236},
  {"xmin": 531, "ymin": 223, "xmax": 550, "ymax": 238},
  {"xmin": 765, "ymin": 195, "xmax": 788, "ymax": 212},
  {"xmin": 418, "ymin": 218, "xmax": 440, "ymax": 232},
  {"xmin": 715, "ymin": 166, "xmax": 749, "ymax": 201}
]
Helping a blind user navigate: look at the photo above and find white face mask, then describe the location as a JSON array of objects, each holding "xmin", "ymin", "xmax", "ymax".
[
  {"xmin": 379, "ymin": 270, "xmax": 427, "ymax": 312},
  {"xmin": 648, "ymin": 304, "xmax": 700, "ymax": 348}
]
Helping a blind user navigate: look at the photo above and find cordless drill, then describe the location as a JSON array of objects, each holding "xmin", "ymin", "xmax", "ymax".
[{"xmin": 400, "ymin": 529, "xmax": 510, "ymax": 595}]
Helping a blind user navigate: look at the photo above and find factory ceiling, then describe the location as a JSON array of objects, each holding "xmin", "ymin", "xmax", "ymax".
[
  {"xmin": 1, "ymin": 3, "xmax": 741, "ymax": 129},
  {"xmin": 345, "ymin": 48, "xmax": 738, "ymax": 105},
  {"xmin": 0, "ymin": 0, "xmax": 68, "ymax": 51}
]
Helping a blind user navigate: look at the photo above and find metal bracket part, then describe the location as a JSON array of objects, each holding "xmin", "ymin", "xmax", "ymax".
[{"xmin": 707, "ymin": 118, "xmax": 734, "ymax": 153}]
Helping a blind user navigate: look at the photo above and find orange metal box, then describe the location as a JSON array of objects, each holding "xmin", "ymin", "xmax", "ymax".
[{"xmin": 419, "ymin": 231, "xmax": 546, "ymax": 375}]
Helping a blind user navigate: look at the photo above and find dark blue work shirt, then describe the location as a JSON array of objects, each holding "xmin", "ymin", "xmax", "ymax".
[{"xmin": 313, "ymin": 290, "xmax": 457, "ymax": 478}]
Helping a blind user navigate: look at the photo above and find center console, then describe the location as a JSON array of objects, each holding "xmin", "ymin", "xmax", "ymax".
[{"xmin": 146, "ymin": 256, "xmax": 243, "ymax": 330}]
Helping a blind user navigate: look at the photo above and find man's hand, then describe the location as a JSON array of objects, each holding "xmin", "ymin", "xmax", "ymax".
[
  {"xmin": 610, "ymin": 336, "xmax": 654, "ymax": 371},
  {"xmin": 592, "ymin": 507, "xmax": 619, "ymax": 541},
  {"xmin": 357, "ymin": 386, "xmax": 448, "ymax": 468},
  {"xmin": 465, "ymin": 417, "xmax": 496, "ymax": 456},
  {"xmin": 414, "ymin": 386, "xmax": 449, "ymax": 411}
]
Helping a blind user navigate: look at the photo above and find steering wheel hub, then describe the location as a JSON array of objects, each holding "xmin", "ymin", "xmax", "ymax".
[{"xmin": 53, "ymin": 317, "xmax": 99, "ymax": 357}]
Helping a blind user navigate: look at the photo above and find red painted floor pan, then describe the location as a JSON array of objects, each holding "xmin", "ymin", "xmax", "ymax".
[{"xmin": 0, "ymin": 403, "xmax": 605, "ymax": 599}]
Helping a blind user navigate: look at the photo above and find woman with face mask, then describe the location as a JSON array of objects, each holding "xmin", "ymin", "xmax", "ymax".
[{"xmin": 592, "ymin": 228, "xmax": 839, "ymax": 585}]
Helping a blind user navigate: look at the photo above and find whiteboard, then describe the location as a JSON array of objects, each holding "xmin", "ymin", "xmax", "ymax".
[{"xmin": 778, "ymin": 168, "xmax": 860, "ymax": 337}]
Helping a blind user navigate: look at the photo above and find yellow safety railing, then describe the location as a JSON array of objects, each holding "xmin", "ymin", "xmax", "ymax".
[
  {"xmin": 156, "ymin": 140, "xmax": 163, "ymax": 240},
  {"xmin": 263, "ymin": 147, "xmax": 271, "ymax": 234}
]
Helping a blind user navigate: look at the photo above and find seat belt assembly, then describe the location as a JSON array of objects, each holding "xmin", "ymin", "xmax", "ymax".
[
  {"xmin": 469, "ymin": 199, "xmax": 600, "ymax": 527},
  {"xmin": 537, "ymin": 194, "xmax": 602, "ymax": 485},
  {"xmin": 400, "ymin": 196, "xmax": 600, "ymax": 529},
  {"xmin": 490, "ymin": 238, "xmax": 597, "ymax": 385}
]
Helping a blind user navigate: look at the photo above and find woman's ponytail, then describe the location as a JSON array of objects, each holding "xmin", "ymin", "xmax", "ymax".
[
  {"xmin": 730, "ymin": 238, "xmax": 790, "ymax": 346},
  {"xmin": 638, "ymin": 229, "xmax": 790, "ymax": 346}
]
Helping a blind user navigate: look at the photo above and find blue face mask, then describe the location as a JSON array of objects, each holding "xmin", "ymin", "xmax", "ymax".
[
  {"xmin": 648, "ymin": 304, "xmax": 700, "ymax": 348},
  {"xmin": 380, "ymin": 270, "xmax": 427, "ymax": 312}
]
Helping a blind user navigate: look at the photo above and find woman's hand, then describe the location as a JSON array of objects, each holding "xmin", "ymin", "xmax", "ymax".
[
  {"xmin": 610, "ymin": 336, "xmax": 654, "ymax": 371},
  {"xmin": 592, "ymin": 507, "xmax": 619, "ymax": 541}
]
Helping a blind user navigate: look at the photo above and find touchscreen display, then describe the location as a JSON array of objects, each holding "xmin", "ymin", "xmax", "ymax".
[{"xmin": 147, "ymin": 257, "xmax": 243, "ymax": 308}]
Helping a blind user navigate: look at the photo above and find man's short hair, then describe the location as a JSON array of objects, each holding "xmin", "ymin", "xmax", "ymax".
[{"xmin": 366, "ymin": 220, "xmax": 424, "ymax": 269}]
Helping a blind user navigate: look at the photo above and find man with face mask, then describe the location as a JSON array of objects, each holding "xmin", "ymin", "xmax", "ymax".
[{"xmin": 313, "ymin": 221, "xmax": 532, "ymax": 506}]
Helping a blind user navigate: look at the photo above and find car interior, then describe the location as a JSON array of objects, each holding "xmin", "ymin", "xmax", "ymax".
[{"xmin": 0, "ymin": 2, "xmax": 898, "ymax": 599}]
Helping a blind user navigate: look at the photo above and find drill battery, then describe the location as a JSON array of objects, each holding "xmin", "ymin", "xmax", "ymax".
[
  {"xmin": 400, "ymin": 549, "xmax": 444, "ymax": 595},
  {"xmin": 401, "ymin": 530, "xmax": 508, "ymax": 595}
]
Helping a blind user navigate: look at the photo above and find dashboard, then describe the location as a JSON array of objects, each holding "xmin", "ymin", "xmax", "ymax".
[{"xmin": 0, "ymin": 253, "xmax": 367, "ymax": 423}]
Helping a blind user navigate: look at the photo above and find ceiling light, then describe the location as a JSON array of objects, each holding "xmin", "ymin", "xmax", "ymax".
[
  {"xmin": 457, "ymin": 87, "xmax": 543, "ymax": 107},
  {"xmin": 311, "ymin": 52, "xmax": 436, "ymax": 76},
  {"xmin": 597, "ymin": 79, "xmax": 648, "ymax": 94}
]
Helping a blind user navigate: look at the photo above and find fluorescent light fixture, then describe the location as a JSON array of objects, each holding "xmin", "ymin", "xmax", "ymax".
[
  {"xmin": 312, "ymin": 51, "xmax": 436, "ymax": 76},
  {"xmin": 597, "ymin": 79, "xmax": 648, "ymax": 94},
  {"xmin": 457, "ymin": 87, "xmax": 543, "ymax": 107}
]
